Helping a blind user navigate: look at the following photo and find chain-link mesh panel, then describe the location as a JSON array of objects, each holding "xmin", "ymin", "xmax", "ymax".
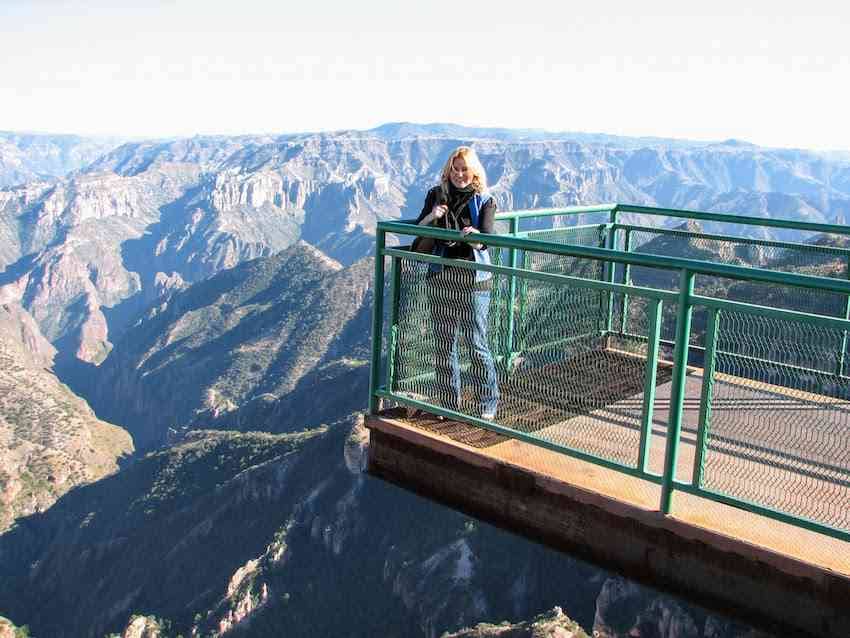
[
  {"xmin": 626, "ymin": 227, "xmax": 849, "ymax": 317},
  {"xmin": 525, "ymin": 224, "xmax": 607, "ymax": 247},
  {"xmin": 389, "ymin": 251, "xmax": 670, "ymax": 470},
  {"xmin": 391, "ymin": 258, "xmax": 504, "ymax": 418},
  {"xmin": 608, "ymin": 294, "xmax": 676, "ymax": 361},
  {"xmin": 492, "ymin": 274, "xmax": 653, "ymax": 468},
  {"xmin": 375, "ymin": 254, "xmax": 393, "ymax": 392},
  {"xmin": 627, "ymin": 226, "xmax": 850, "ymax": 273},
  {"xmin": 703, "ymin": 310, "xmax": 850, "ymax": 532},
  {"xmin": 509, "ymin": 212, "xmax": 613, "ymax": 235},
  {"xmin": 521, "ymin": 225, "xmax": 607, "ymax": 281},
  {"xmin": 390, "ymin": 256, "xmax": 432, "ymax": 392},
  {"xmin": 492, "ymin": 219, "xmax": 512, "ymax": 235}
]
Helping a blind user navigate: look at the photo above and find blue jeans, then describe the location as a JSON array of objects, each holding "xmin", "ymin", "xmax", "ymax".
[{"xmin": 427, "ymin": 270, "xmax": 499, "ymax": 416}]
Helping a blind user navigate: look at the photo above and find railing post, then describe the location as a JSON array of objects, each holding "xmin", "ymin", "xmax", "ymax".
[
  {"xmin": 838, "ymin": 255, "xmax": 850, "ymax": 377},
  {"xmin": 638, "ymin": 297, "xmax": 663, "ymax": 473},
  {"xmin": 368, "ymin": 227, "xmax": 387, "ymax": 414},
  {"xmin": 385, "ymin": 255, "xmax": 402, "ymax": 392},
  {"xmin": 619, "ymin": 228, "xmax": 633, "ymax": 336},
  {"xmin": 693, "ymin": 307, "xmax": 720, "ymax": 488},
  {"xmin": 505, "ymin": 216, "xmax": 520, "ymax": 365},
  {"xmin": 604, "ymin": 209, "xmax": 619, "ymax": 335},
  {"xmin": 660, "ymin": 269, "xmax": 695, "ymax": 514},
  {"xmin": 518, "ymin": 248, "xmax": 530, "ymax": 354}
]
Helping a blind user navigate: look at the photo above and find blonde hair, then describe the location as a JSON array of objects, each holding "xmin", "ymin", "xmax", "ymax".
[{"xmin": 440, "ymin": 146, "xmax": 488, "ymax": 194}]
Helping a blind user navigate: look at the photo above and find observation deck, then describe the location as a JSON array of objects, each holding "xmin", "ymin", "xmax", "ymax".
[{"xmin": 366, "ymin": 203, "xmax": 850, "ymax": 636}]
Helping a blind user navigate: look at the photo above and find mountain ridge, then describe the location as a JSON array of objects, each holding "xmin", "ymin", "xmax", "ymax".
[
  {"xmin": 88, "ymin": 242, "xmax": 371, "ymax": 450},
  {"xmin": 4, "ymin": 129, "xmax": 850, "ymax": 371},
  {"xmin": 0, "ymin": 131, "xmax": 126, "ymax": 188}
]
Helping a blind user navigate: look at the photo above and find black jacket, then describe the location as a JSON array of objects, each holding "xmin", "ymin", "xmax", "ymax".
[{"xmin": 416, "ymin": 184, "xmax": 497, "ymax": 260}]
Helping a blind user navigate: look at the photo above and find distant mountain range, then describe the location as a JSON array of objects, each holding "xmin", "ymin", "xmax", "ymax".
[
  {"xmin": 0, "ymin": 123, "xmax": 815, "ymax": 637},
  {"xmin": 2, "ymin": 123, "xmax": 849, "ymax": 376},
  {"xmin": 0, "ymin": 131, "xmax": 127, "ymax": 188}
]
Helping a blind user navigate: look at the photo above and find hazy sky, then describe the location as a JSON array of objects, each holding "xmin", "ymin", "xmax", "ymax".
[{"xmin": 2, "ymin": 0, "xmax": 848, "ymax": 150}]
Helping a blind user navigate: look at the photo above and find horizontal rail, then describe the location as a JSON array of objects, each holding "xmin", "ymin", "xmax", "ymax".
[
  {"xmin": 615, "ymin": 203, "xmax": 850, "ymax": 237},
  {"xmin": 494, "ymin": 203, "xmax": 617, "ymax": 221},
  {"xmin": 382, "ymin": 247, "xmax": 680, "ymax": 302},
  {"xmin": 377, "ymin": 221, "xmax": 850, "ymax": 296},
  {"xmin": 615, "ymin": 224, "xmax": 850, "ymax": 258},
  {"xmin": 492, "ymin": 202, "xmax": 850, "ymax": 237},
  {"xmin": 674, "ymin": 482, "xmax": 850, "ymax": 543}
]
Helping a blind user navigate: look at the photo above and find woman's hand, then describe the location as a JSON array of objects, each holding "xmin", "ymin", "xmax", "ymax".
[
  {"xmin": 462, "ymin": 226, "xmax": 484, "ymax": 250},
  {"xmin": 431, "ymin": 204, "xmax": 448, "ymax": 220},
  {"xmin": 419, "ymin": 204, "xmax": 448, "ymax": 227}
]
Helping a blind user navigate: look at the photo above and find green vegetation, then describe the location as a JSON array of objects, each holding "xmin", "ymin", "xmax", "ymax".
[{"xmin": 0, "ymin": 426, "xmax": 333, "ymax": 637}]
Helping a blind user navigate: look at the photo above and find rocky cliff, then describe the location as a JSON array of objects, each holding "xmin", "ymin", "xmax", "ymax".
[
  {"xmin": 0, "ymin": 418, "xmax": 601, "ymax": 638},
  {"xmin": 89, "ymin": 242, "xmax": 373, "ymax": 450},
  {"xmin": 592, "ymin": 578, "xmax": 773, "ymax": 638},
  {"xmin": 443, "ymin": 607, "xmax": 589, "ymax": 637},
  {"xmin": 0, "ymin": 302, "xmax": 133, "ymax": 532}
]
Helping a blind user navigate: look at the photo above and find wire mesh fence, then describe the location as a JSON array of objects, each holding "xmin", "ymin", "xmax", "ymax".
[
  {"xmin": 624, "ymin": 225, "xmax": 850, "ymax": 318},
  {"xmin": 375, "ymin": 206, "xmax": 850, "ymax": 540},
  {"xmin": 702, "ymin": 307, "xmax": 850, "ymax": 531},
  {"xmin": 388, "ymin": 248, "xmax": 667, "ymax": 470}
]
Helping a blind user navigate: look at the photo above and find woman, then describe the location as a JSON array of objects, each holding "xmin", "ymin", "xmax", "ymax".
[{"xmin": 416, "ymin": 146, "xmax": 499, "ymax": 420}]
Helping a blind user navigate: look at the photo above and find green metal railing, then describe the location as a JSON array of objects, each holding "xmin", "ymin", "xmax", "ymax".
[{"xmin": 369, "ymin": 203, "xmax": 850, "ymax": 543}]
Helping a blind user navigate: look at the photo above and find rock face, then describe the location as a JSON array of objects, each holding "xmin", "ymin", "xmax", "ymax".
[
  {"xmin": 3, "ymin": 124, "xmax": 850, "ymax": 370},
  {"xmin": 89, "ymin": 242, "xmax": 373, "ymax": 450},
  {"xmin": 0, "ymin": 418, "xmax": 775, "ymax": 638},
  {"xmin": 592, "ymin": 577, "xmax": 774, "ymax": 638},
  {"xmin": 443, "ymin": 606, "xmax": 589, "ymax": 638},
  {"xmin": 0, "ymin": 302, "xmax": 133, "ymax": 532},
  {"xmin": 0, "ymin": 428, "xmax": 322, "ymax": 638},
  {"xmin": 120, "ymin": 615, "xmax": 163, "ymax": 638}
]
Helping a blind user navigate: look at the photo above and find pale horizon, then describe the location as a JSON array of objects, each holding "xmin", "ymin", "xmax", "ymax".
[{"xmin": 2, "ymin": 0, "xmax": 849, "ymax": 152}]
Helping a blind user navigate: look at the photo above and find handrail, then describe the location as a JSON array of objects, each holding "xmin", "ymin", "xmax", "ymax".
[
  {"xmin": 613, "ymin": 223, "xmax": 850, "ymax": 257},
  {"xmin": 615, "ymin": 203, "xmax": 850, "ymax": 236},
  {"xmin": 494, "ymin": 203, "xmax": 616, "ymax": 220},
  {"xmin": 376, "ymin": 220, "xmax": 850, "ymax": 297},
  {"xmin": 382, "ymin": 247, "xmax": 682, "ymax": 303},
  {"xmin": 492, "ymin": 202, "xmax": 850, "ymax": 237}
]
